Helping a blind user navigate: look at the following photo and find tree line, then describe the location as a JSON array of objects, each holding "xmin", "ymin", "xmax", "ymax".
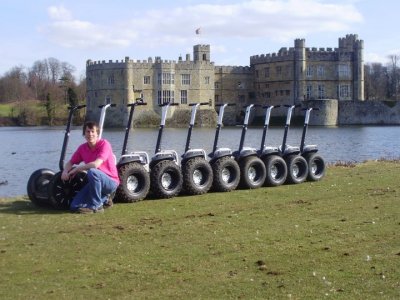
[
  {"xmin": 364, "ymin": 55, "xmax": 400, "ymax": 101},
  {"xmin": 0, "ymin": 57, "xmax": 85, "ymax": 125}
]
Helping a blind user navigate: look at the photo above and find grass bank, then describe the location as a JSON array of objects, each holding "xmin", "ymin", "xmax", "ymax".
[{"xmin": 0, "ymin": 161, "xmax": 399, "ymax": 299}]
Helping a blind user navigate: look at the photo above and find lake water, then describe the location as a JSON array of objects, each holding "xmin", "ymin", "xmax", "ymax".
[{"xmin": 1, "ymin": 125, "xmax": 399, "ymax": 197}]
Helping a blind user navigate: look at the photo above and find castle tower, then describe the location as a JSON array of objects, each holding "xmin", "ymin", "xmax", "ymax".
[
  {"xmin": 294, "ymin": 39, "xmax": 306, "ymax": 104},
  {"xmin": 194, "ymin": 45, "xmax": 210, "ymax": 62},
  {"xmin": 354, "ymin": 38, "xmax": 365, "ymax": 101}
]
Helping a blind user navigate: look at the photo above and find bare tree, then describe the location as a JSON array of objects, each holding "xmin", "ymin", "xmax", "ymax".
[
  {"xmin": 364, "ymin": 63, "xmax": 388, "ymax": 100},
  {"xmin": 47, "ymin": 57, "xmax": 62, "ymax": 84},
  {"xmin": 0, "ymin": 66, "xmax": 32, "ymax": 102},
  {"xmin": 387, "ymin": 54, "xmax": 400, "ymax": 100}
]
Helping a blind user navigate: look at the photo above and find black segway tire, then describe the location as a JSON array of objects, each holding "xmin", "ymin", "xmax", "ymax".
[
  {"xmin": 115, "ymin": 163, "xmax": 150, "ymax": 202},
  {"xmin": 239, "ymin": 156, "xmax": 266, "ymax": 189},
  {"xmin": 182, "ymin": 157, "xmax": 213, "ymax": 195},
  {"xmin": 211, "ymin": 156, "xmax": 240, "ymax": 192},
  {"xmin": 27, "ymin": 168, "xmax": 55, "ymax": 207},
  {"xmin": 285, "ymin": 155, "xmax": 308, "ymax": 184},
  {"xmin": 48, "ymin": 171, "xmax": 87, "ymax": 210},
  {"xmin": 262, "ymin": 155, "xmax": 287, "ymax": 187},
  {"xmin": 150, "ymin": 160, "xmax": 183, "ymax": 199},
  {"xmin": 304, "ymin": 153, "xmax": 326, "ymax": 181}
]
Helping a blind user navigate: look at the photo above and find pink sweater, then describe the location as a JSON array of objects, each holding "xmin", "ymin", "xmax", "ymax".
[{"xmin": 70, "ymin": 139, "xmax": 120, "ymax": 185}]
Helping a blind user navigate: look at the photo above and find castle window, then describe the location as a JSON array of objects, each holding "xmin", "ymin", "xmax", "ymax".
[
  {"xmin": 266, "ymin": 92, "xmax": 271, "ymax": 98},
  {"xmin": 144, "ymin": 76, "xmax": 151, "ymax": 84},
  {"xmin": 157, "ymin": 90, "xmax": 175, "ymax": 105},
  {"xmin": 215, "ymin": 82, "xmax": 220, "ymax": 89},
  {"xmin": 339, "ymin": 84, "xmax": 350, "ymax": 99},
  {"xmin": 276, "ymin": 66, "xmax": 282, "ymax": 76},
  {"xmin": 204, "ymin": 76, "xmax": 210, "ymax": 84},
  {"xmin": 264, "ymin": 67, "xmax": 270, "ymax": 78},
  {"xmin": 180, "ymin": 90, "xmax": 188, "ymax": 104},
  {"xmin": 317, "ymin": 65, "xmax": 324, "ymax": 77},
  {"xmin": 202, "ymin": 53, "xmax": 207, "ymax": 61},
  {"xmin": 255, "ymin": 70, "xmax": 259, "ymax": 78},
  {"xmin": 338, "ymin": 64, "xmax": 350, "ymax": 78},
  {"xmin": 158, "ymin": 72, "xmax": 175, "ymax": 85},
  {"xmin": 318, "ymin": 84, "xmax": 325, "ymax": 99},
  {"xmin": 108, "ymin": 75, "xmax": 115, "ymax": 85},
  {"xmin": 105, "ymin": 96, "xmax": 111, "ymax": 104},
  {"xmin": 306, "ymin": 85, "xmax": 312, "ymax": 99},
  {"xmin": 181, "ymin": 74, "xmax": 191, "ymax": 85},
  {"xmin": 306, "ymin": 66, "xmax": 313, "ymax": 78}
]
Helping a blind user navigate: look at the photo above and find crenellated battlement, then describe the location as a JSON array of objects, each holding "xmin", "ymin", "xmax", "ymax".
[
  {"xmin": 86, "ymin": 54, "xmax": 214, "ymax": 71},
  {"xmin": 250, "ymin": 34, "xmax": 362, "ymax": 65},
  {"xmin": 215, "ymin": 65, "xmax": 252, "ymax": 74}
]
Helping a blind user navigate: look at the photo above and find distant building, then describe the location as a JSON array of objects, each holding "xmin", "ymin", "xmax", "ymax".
[{"xmin": 86, "ymin": 34, "xmax": 364, "ymax": 126}]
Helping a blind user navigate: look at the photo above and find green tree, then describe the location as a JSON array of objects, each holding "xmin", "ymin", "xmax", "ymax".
[{"xmin": 44, "ymin": 92, "xmax": 55, "ymax": 126}]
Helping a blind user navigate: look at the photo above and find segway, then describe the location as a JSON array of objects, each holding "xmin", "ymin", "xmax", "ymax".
[
  {"xmin": 258, "ymin": 105, "xmax": 288, "ymax": 187},
  {"xmin": 149, "ymin": 102, "xmax": 183, "ymax": 198},
  {"xmin": 47, "ymin": 103, "xmax": 114, "ymax": 210},
  {"xmin": 208, "ymin": 103, "xmax": 240, "ymax": 192},
  {"xmin": 181, "ymin": 102, "xmax": 213, "ymax": 195},
  {"xmin": 115, "ymin": 98, "xmax": 151, "ymax": 202},
  {"xmin": 279, "ymin": 105, "xmax": 308, "ymax": 184},
  {"xmin": 299, "ymin": 107, "xmax": 326, "ymax": 181},
  {"xmin": 27, "ymin": 105, "xmax": 86, "ymax": 207},
  {"xmin": 232, "ymin": 104, "xmax": 266, "ymax": 189}
]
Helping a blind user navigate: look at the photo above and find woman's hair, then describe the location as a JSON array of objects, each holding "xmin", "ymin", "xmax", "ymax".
[{"xmin": 82, "ymin": 121, "xmax": 100, "ymax": 135}]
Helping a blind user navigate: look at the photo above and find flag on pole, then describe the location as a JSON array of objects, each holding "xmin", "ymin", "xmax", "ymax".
[{"xmin": 195, "ymin": 27, "xmax": 201, "ymax": 35}]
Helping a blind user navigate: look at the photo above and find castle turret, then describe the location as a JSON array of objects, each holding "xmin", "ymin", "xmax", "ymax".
[
  {"xmin": 294, "ymin": 38, "xmax": 306, "ymax": 104},
  {"xmin": 194, "ymin": 45, "xmax": 210, "ymax": 62}
]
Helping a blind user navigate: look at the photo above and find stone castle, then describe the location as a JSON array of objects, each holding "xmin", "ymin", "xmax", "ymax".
[{"xmin": 85, "ymin": 34, "xmax": 400, "ymax": 126}]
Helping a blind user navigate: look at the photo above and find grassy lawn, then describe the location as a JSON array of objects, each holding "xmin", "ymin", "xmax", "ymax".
[{"xmin": 0, "ymin": 161, "xmax": 399, "ymax": 299}]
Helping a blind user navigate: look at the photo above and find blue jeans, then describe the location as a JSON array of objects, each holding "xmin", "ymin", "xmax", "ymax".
[{"xmin": 70, "ymin": 169, "xmax": 118, "ymax": 211}]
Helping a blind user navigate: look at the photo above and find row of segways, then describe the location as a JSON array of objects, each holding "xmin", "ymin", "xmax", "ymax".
[
  {"xmin": 27, "ymin": 99, "xmax": 326, "ymax": 209},
  {"xmin": 112, "ymin": 100, "xmax": 326, "ymax": 205}
]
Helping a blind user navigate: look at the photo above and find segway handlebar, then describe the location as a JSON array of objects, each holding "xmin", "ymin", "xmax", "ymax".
[
  {"xmin": 99, "ymin": 103, "xmax": 116, "ymax": 109},
  {"xmin": 243, "ymin": 104, "xmax": 261, "ymax": 108},
  {"xmin": 189, "ymin": 102, "xmax": 209, "ymax": 106},
  {"xmin": 128, "ymin": 100, "xmax": 147, "ymax": 107},
  {"xmin": 301, "ymin": 107, "xmax": 320, "ymax": 111},
  {"xmin": 68, "ymin": 104, "xmax": 86, "ymax": 110},
  {"xmin": 263, "ymin": 104, "xmax": 281, "ymax": 109},
  {"xmin": 283, "ymin": 104, "xmax": 301, "ymax": 108},
  {"xmin": 159, "ymin": 102, "xmax": 179, "ymax": 107},
  {"xmin": 215, "ymin": 103, "xmax": 236, "ymax": 107}
]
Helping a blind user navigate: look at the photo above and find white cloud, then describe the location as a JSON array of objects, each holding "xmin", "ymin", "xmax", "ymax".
[
  {"xmin": 47, "ymin": 5, "xmax": 72, "ymax": 21},
  {"xmin": 41, "ymin": 5, "xmax": 136, "ymax": 48},
  {"xmin": 41, "ymin": 1, "xmax": 363, "ymax": 50}
]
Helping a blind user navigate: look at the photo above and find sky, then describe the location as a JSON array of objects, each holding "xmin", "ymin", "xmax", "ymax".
[{"xmin": 1, "ymin": 0, "xmax": 399, "ymax": 80}]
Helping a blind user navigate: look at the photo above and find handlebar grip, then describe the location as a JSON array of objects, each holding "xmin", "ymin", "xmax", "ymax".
[
  {"xmin": 159, "ymin": 102, "xmax": 179, "ymax": 107},
  {"xmin": 244, "ymin": 104, "xmax": 261, "ymax": 108},
  {"xmin": 98, "ymin": 103, "xmax": 116, "ymax": 108},
  {"xmin": 263, "ymin": 105, "xmax": 280, "ymax": 109},
  {"xmin": 216, "ymin": 103, "xmax": 236, "ymax": 107},
  {"xmin": 68, "ymin": 104, "xmax": 86, "ymax": 110},
  {"xmin": 283, "ymin": 104, "xmax": 301, "ymax": 108}
]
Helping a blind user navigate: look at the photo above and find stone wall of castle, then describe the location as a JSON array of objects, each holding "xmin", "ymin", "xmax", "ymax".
[{"xmin": 338, "ymin": 100, "xmax": 400, "ymax": 125}]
